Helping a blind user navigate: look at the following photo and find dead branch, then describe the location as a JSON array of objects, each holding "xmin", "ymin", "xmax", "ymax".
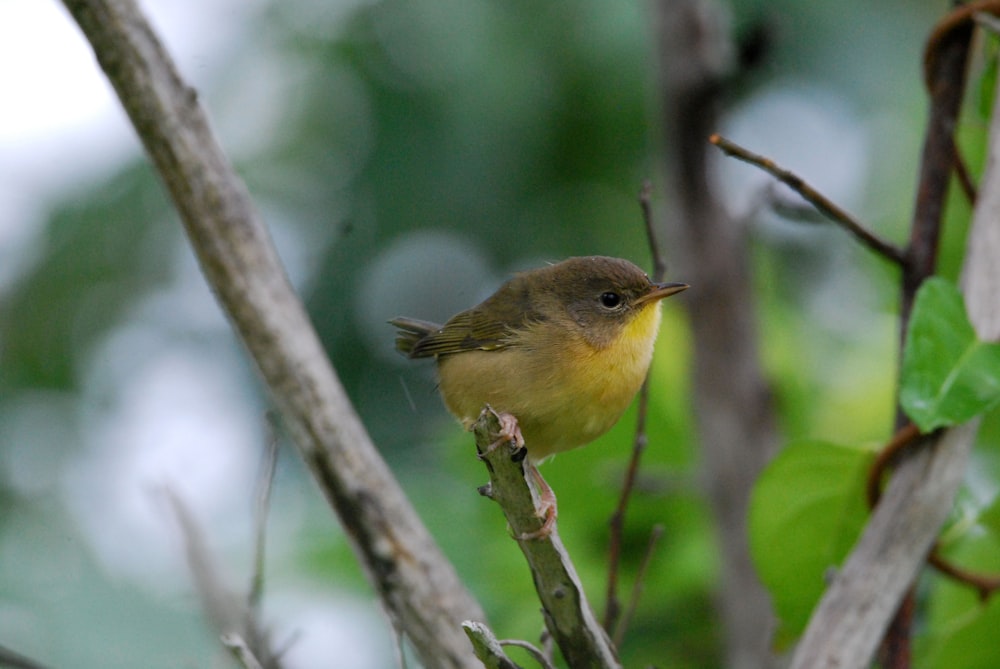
[
  {"xmin": 59, "ymin": 1, "xmax": 485, "ymax": 666},
  {"xmin": 708, "ymin": 134, "xmax": 906, "ymax": 265},
  {"xmin": 462, "ymin": 623, "xmax": 525, "ymax": 669},
  {"xmin": 655, "ymin": 1, "xmax": 781, "ymax": 667},
  {"xmin": 473, "ymin": 409, "xmax": 621, "ymax": 669}
]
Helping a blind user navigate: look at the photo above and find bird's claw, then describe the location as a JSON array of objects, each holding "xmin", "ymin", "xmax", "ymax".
[
  {"xmin": 516, "ymin": 494, "xmax": 558, "ymax": 541},
  {"xmin": 485, "ymin": 411, "xmax": 526, "ymax": 458},
  {"xmin": 516, "ymin": 462, "xmax": 558, "ymax": 541}
]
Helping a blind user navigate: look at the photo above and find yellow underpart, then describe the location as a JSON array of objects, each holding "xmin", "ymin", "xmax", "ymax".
[{"xmin": 437, "ymin": 302, "xmax": 663, "ymax": 462}]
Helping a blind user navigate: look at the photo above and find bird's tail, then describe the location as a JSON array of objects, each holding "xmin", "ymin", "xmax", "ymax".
[{"xmin": 388, "ymin": 317, "xmax": 442, "ymax": 358}]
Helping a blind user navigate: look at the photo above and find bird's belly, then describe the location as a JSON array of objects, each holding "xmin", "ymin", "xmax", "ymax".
[{"xmin": 437, "ymin": 331, "xmax": 655, "ymax": 461}]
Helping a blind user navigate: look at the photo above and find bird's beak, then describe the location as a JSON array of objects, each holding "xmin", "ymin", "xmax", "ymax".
[{"xmin": 635, "ymin": 281, "xmax": 689, "ymax": 306}]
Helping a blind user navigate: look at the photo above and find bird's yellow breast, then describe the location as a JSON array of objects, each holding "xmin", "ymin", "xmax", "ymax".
[{"xmin": 437, "ymin": 302, "xmax": 662, "ymax": 462}]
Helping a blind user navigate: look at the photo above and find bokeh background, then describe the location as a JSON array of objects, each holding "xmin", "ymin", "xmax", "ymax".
[{"xmin": 0, "ymin": 0, "xmax": 974, "ymax": 667}]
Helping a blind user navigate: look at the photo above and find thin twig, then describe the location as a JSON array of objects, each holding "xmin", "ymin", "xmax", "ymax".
[
  {"xmin": 461, "ymin": 622, "xmax": 524, "ymax": 669},
  {"xmin": 222, "ymin": 633, "xmax": 265, "ymax": 669},
  {"xmin": 901, "ymin": 4, "xmax": 979, "ymax": 332},
  {"xmin": 604, "ymin": 182, "xmax": 668, "ymax": 634},
  {"xmin": 603, "ymin": 377, "xmax": 651, "ymax": 633},
  {"xmin": 640, "ymin": 180, "xmax": 668, "ymax": 283},
  {"xmin": 498, "ymin": 639, "xmax": 557, "ymax": 669},
  {"xmin": 927, "ymin": 549, "xmax": 1000, "ymax": 600},
  {"xmin": 612, "ymin": 524, "xmax": 664, "ymax": 648},
  {"xmin": 865, "ymin": 422, "xmax": 923, "ymax": 510},
  {"xmin": 162, "ymin": 486, "xmax": 244, "ymax": 635},
  {"xmin": 952, "ymin": 139, "xmax": 978, "ymax": 205},
  {"xmin": 249, "ymin": 419, "xmax": 279, "ymax": 613},
  {"xmin": 923, "ymin": 0, "xmax": 1000, "ymax": 90},
  {"xmin": 709, "ymin": 134, "xmax": 907, "ymax": 266}
]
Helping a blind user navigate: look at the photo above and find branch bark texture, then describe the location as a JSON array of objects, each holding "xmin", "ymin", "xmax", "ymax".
[
  {"xmin": 655, "ymin": 2, "xmax": 780, "ymax": 668},
  {"xmin": 59, "ymin": 1, "xmax": 485, "ymax": 666},
  {"xmin": 473, "ymin": 410, "xmax": 621, "ymax": 669}
]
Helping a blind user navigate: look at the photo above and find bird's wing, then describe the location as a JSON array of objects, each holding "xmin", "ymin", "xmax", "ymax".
[
  {"xmin": 403, "ymin": 307, "xmax": 518, "ymax": 357},
  {"xmin": 388, "ymin": 317, "xmax": 444, "ymax": 356},
  {"xmin": 391, "ymin": 274, "xmax": 544, "ymax": 358}
]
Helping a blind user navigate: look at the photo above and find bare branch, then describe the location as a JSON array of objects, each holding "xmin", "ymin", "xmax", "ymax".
[
  {"xmin": 640, "ymin": 180, "xmax": 668, "ymax": 284},
  {"xmin": 462, "ymin": 622, "xmax": 524, "ymax": 669},
  {"xmin": 922, "ymin": 1, "xmax": 1000, "ymax": 90},
  {"xmin": 162, "ymin": 487, "xmax": 247, "ymax": 639},
  {"xmin": 655, "ymin": 1, "xmax": 780, "ymax": 666},
  {"xmin": 473, "ymin": 409, "xmax": 621, "ymax": 669},
  {"xmin": 249, "ymin": 422, "xmax": 279, "ymax": 613},
  {"xmin": 790, "ymin": 10, "xmax": 1000, "ymax": 664},
  {"xmin": 865, "ymin": 422, "xmax": 922, "ymax": 509},
  {"xmin": 497, "ymin": 639, "xmax": 557, "ymax": 669},
  {"xmin": 222, "ymin": 634, "xmax": 265, "ymax": 669},
  {"xmin": 900, "ymin": 4, "xmax": 978, "ymax": 330},
  {"xmin": 612, "ymin": 524, "xmax": 664, "ymax": 648},
  {"xmin": 709, "ymin": 134, "xmax": 907, "ymax": 266},
  {"xmin": 927, "ymin": 549, "xmax": 1000, "ymax": 599},
  {"xmin": 162, "ymin": 486, "xmax": 284, "ymax": 668},
  {"xmin": 59, "ymin": 1, "xmax": 484, "ymax": 666},
  {"xmin": 604, "ymin": 182, "xmax": 667, "ymax": 635}
]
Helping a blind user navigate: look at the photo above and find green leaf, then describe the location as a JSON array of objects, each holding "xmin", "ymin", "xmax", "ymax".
[
  {"xmin": 900, "ymin": 278, "xmax": 1000, "ymax": 432},
  {"xmin": 923, "ymin": 528, "xmax": 1000, "ymax": 669},
  {"xmin": 925, "ymin": 595, "xmax": 1000, "ymax": 669},
  {"xmin": 748, "ymin": 440, "xmax": 871, "ymax": 645},
  {"xmin": 979, "ymin": 507, "xmax": 1000, "ymax": 543}
]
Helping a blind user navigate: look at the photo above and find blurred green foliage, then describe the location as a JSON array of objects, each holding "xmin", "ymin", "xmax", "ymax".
[
  {"xmin": 6, "ymin": 0, "xmax": 1000, "ymax": 668},
  {"xmin": 748, "ymin": 439, "xmax": 872, "ymax": 647}
]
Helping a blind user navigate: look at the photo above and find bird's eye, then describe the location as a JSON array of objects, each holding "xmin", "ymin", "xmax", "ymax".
[{"xmin": 599, "ymin": 292, "xmax": 622, "ymax": 309}]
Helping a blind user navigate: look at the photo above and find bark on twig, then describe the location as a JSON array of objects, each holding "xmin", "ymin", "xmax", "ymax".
[
  {"xmin": 473, "ymin": 409, "xmax": 621, "ymax": 669},
  {"xmin": 222, "ymin": 634, "xmax": 266, "ymax": 669},
  {"xmin": 462, "ymin": 623, "xmax": 525, "ymax": 669},
  {"xmin": 654, "ymin": 2, "xmax": 779, "ymax": 667},
  {"xmin": 59, "ymin": 1, "xmax": 485, "ymax": 666},
  {"xmin": 709, "ymin": 134, "xmax": 906, "ymax": 265},
  {"xmin": 163, "ymin": 486, "xmax": 282, "ymax": 669}
]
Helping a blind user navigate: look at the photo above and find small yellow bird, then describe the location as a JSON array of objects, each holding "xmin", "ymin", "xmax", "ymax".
[{"xmin": 390, "ymin": 255, "xmax": 687, "ymax": 535}]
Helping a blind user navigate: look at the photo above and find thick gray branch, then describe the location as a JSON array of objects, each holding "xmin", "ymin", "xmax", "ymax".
[
  {"xmin": 789, "ymin": 43, "xmax": 1000, "ymax": 669},
  {"xmin": 655, "ymin": 2, "xmax": 780, "ymax": 667},
  {"xmin": 473, "ymin": 410, "xmax": 621, "ymax": 669},
  {"xmin": 58, "ymin": 1, "xmax": 485, "ymax": 666}
]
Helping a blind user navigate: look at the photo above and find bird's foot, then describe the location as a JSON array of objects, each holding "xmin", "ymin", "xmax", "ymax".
[
  {"xmin": 485, "ymin": 410, "xmax": 526, "ymax": 459},
  {"xmin": 517, "ymin": 462, "xmax": 558, "ymax": 541}
]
